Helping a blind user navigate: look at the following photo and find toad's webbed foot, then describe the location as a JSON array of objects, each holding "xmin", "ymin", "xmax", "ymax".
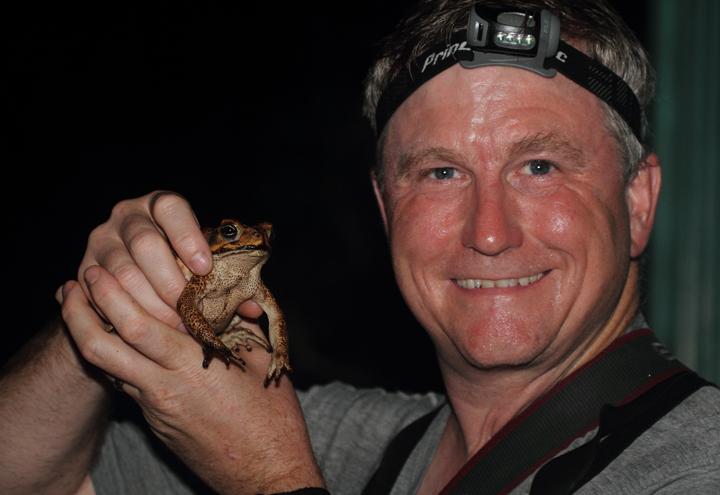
[
  {"xmin": 264, "ymin": 352, "xmax": 292, "ymax": 387},
  {"xmin": 201, "ymin": 339, "xmax": 247, "ymax": 368},
  {"xmin": 221, "ymin": 326, "xmax": 272, "ymax": 354}
]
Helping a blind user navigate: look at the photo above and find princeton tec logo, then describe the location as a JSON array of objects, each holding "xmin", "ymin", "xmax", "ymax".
[{"xmin": 421, "ymin": 41, "xmax": 472, "ymax": 72}]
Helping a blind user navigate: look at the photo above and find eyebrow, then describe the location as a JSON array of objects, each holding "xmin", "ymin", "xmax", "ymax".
[
  {"xmin": 396, "ymin": 147, "xmax": 462, "ymax": 179},
  {"xmin": 508, "ymin": 132, "xmax": 586, "ymax": 165}
]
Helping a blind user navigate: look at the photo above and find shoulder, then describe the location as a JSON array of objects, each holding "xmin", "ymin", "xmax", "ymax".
[
  {"xmin": 298, "ymin": 381, "xmax": 444, "ymax": 426},
  {"xmin": 297, "ymin": 381, "xmax": 445, "ymax": 453},
  {"xmin": 297, "ymin": 382, "xmax": 445, "ymax": 493},
  {"xmin": 582, "ymin": 385, "xmax": 720, "ymax": 494}
]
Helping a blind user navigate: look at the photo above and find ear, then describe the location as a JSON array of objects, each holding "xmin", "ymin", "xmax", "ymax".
[
  {"xmin": 626, "ymin": 153, "xmax": 662, "ymax": 258},
  {"xmin": 371, "ymin": 171, "xmax": 390, "ymax": 237}
]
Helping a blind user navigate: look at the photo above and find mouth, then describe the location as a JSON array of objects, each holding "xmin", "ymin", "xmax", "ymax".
[{"xmin": 455, "ymin": 271, "xmax": 547, "ymax": 289}]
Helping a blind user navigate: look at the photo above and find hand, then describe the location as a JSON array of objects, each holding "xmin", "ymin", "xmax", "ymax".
[
  {"xmin": 78, "ymin": 190, "xmax": 264, "ymax": 330},
  {"xmin": 60, "ymin": 268, "xmax": 325, "ymax": 494}
]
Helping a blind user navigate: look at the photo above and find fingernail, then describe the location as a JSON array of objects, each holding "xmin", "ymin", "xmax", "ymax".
[
  {"xmin": 178, "ymin": 323, "xmax": 190, "ymax": 335},
  {"xmin": 85, "ymin": 266, "xmax": 101, "ymax": 285},
  {"xmin": 56, "ymin": 285, "xmax": 65, "ymax": 304},
  {"xmin": 190, "ymin": 251, "xmax": 212, "ymax": 274},
  {"xmin": 61, "ymin": 281, "xmax": 74, "ymax": 298}
]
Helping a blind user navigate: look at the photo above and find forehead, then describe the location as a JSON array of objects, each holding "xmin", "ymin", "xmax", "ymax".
[{"xmin": 383, "ymin": 64, "xmax": 616, "ymax": 168}]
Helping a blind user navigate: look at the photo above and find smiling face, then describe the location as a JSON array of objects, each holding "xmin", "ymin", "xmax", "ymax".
[{"xmin": 376, "ymin": 64, "xmax": 657, "ymax": 378}]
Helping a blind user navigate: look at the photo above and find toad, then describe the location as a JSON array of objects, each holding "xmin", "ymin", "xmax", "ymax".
[{"xmin": 176, "ymin": 219, "xmax": 290, "ymax": 385}]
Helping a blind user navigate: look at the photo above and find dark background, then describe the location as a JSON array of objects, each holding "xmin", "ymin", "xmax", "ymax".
[{"xmin": 4, "ymin": 1, "xmax": 647, "ymax": 393}]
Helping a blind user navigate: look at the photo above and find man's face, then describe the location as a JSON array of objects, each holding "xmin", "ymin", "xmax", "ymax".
[{"xmin": 377, "ymin": 65, "xmax": 651, "ymax": 376}]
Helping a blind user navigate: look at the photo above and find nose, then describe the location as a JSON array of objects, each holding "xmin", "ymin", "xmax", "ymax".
[{"xmin": 461, "ymin": 180, "xmax": 522, "ymax": 256}]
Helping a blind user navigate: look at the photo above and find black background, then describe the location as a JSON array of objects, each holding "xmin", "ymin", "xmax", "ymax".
[{"xmin": 4, "ymin": 1, "xmax": 647, "ymax": 393}]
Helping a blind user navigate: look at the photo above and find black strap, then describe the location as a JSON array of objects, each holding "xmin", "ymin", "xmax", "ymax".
[
  {"xmin": 361, "ymin": 330, "xmax": 706, "ymax": 495},
  {"xmin": 544, "ymin": 40, "xmax": 642, "ymax": 140},
  {"xmin": 375, "ymin": 30, "xmax": 472, "ymax": 134},
  {"xmin": 530, "ymin": 371, "xmax": 714, "ymax": 495},
  {"xmin": 444, "ymin": 331, "xmax": 691, "ymax": 495},
  {"xmin": 375, "ymin": 33, "xmax": 642, "ymax": 140},
  {"xmin": 361, "ymin": 406, "xmax": 443, "ymax": 495}
]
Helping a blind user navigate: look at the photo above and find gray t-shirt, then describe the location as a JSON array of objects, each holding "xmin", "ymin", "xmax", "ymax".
[{"xmin": 92, "ymin": 381, "xmax": 720, "ymax": 494}]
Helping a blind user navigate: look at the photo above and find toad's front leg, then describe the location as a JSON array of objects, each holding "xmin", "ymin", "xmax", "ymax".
[{"xmin": 177, "ymin": 276, "xmax": 247, "ymax": 368}]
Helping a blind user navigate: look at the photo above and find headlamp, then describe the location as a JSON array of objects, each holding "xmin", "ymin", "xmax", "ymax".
[
  {"xmin": 463, "ymin": 5, "xmax": 559, "ymax": 75},
  {"xmin": 375, "ymin": 4, "xmax": 642, "ymax": 140}
]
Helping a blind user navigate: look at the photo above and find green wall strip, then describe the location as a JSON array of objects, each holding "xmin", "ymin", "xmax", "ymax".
[{"xmin": 647, "ymin": 0, "xmax": 720, "ymax": 382}]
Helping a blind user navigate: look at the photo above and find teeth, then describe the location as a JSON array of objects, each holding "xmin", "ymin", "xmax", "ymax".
[{"xmin": 456, "ymin": 271, "xmax": 545, "ymax": 289}]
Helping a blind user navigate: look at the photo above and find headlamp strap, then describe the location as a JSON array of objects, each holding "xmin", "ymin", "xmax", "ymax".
[
  {"xmin": 544, "ymin": 40, "xmax": 642, "ymax": 140},
  {"xmin": 375, "ymin": 30, "xmax": 472, "ymax": 135},
  {"xmin": 375, "ymin": 32, "xmax": 642, "ymax": 141}
]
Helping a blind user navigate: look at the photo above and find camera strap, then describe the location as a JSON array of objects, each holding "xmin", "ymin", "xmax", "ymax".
[{"xmin": 362, "ymin": 330, "xmax": 713, "ymax": 495}]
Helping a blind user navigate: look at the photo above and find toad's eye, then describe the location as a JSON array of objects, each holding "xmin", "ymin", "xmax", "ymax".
[
  {"xmin": 523, "ymin": 160, "xmax": 553, "ymax": 176},
  {"xmin": 220, "ymin": 224, "xmax": 239, "ymax": 240},
  {"xmin": 430, "ymin": 167, "xmax": 458, "ymax": 180}
]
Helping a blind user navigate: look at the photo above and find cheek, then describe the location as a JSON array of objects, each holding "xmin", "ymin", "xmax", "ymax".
[
  {"xmin": 529, "ymin": 185, "xmax": 632, "ymax": 305},
  {"xmin": 388, "ymin": 192, "xmax": 465, "ymax": 261},
  {"xmin": 548, "ymin": 210, "xmax": 571, "ymax": 235},
  {"xmin": 529, "ymin": 187, "xmax": 620, "ymax": 250},
  {"xmin": 520, "ymin": 192, "xmax": 579, "ymax": 256}
]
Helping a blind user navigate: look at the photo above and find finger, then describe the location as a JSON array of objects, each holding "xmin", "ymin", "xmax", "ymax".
[
  {"xmin": 61, "ymin": 280, "xmax": 150, "ymax": 396},
  {"xmin": 81, "ymin": 233, "xmax": 181, "ymax": 328},
  {"xmin": 114, "ymin": 212, "xmax": 189, "ymax": 324},
  {"xmin": 149, "ymin": 192, "xmax": 212, "ymax": 276},
  {"xmin": 83, "ymin": 265, "xmax": 201, "ymax": 371},
  {"xmin": 238, "ymin": 300, "xmax": 264, "ymax": 319},
  {"xmin": 80, "ymin": 198, "xmax": 184, "ymax": 327},
  {"xmin": 97, "ymin": 367, "xmax": 140, "ymax": 397},
  {"xmin": 234, "ymin": 301, "xmax": 265, "ymax": 337}
]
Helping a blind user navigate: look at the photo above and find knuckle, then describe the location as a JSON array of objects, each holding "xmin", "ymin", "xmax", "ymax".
[
  {"xmin": 155, "ymin": 305, "xmax": 183, "ymax": 327},
  {"xmin": 75, "ymin": 332, "xmax": 108, "ymax": 365},
  {"xmin": 126, "ymin": 225, "xmax": 162, "ymax": 258},
  {"xmin": 152, "ymin": 192, "xmax": 187, "ymax": 218},
  {"xmin": 146, "ymin": 387, "xmax": 183, "ymax": 417},
  {"xmin": 165, "ymin": 276, "xmax": 188, "ymax": 297},
  {"xmin": 98, "ymin": 244, "xmax": 126, "ymax": 274},
  {"xmin": 86, "ymin": 223, "xmax": 116, "ymax": 261},
  {"xmin": 120, "ymin": 317, "xmax": 150, "ymax": 347},
  {"xmin": 110, "ymin": 259, "xmax": 147, "ymax": 293},
  {"xmin": 109, "ymin": 198, "xmax": 138, "ymax": 221},
  {"xmin": 86, "ymin": 280, "xmax": 115, "ymax": 309},
  {"xmin": 154, "ymin": 191, "xmax": 185, "ymax": 209},
  {"xmin": 173, "ymin": 228, "xmax": 203, "ymax": 253},
  {"xmin": 87, "ymin": 223, "xmax": 108, "ymax": 246}
]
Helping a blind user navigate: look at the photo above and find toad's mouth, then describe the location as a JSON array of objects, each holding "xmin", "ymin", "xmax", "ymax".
[{"xmin": 455, "ymin": 271, "xmax": 547, "ymax": 289}]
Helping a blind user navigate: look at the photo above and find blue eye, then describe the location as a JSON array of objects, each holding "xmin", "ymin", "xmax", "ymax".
[
  {"xmin": 526, "ymin": 160, "xmax": 553, "ymax": 175},
  {"xmin": 431, "ymin": 167, "xmax": 457, "ymax": 179}
]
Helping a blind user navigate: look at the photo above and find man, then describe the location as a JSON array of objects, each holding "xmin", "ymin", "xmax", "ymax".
[{"xmin": 1, "ymin": 1, "xmax": 718, "ymax": 494}]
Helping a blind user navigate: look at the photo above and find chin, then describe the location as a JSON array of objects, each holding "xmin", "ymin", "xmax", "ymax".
[{"xmin": 450, "ymin": 320, "xmax": 557, "ymax": 370}]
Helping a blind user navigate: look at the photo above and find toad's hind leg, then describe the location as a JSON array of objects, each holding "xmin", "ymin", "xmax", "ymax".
[
  {"xmin": 221, "ymin": 321, "xmax": 272, "ymax": 354},
  {"xmin": 201, "ymin": 339, "xmax": 247, "ymax": 368}
]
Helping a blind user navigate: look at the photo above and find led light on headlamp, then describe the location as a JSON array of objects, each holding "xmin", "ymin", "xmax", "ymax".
[
  {"xmin": 462, "ymin": 5, "xmax": 560, "ymax": 76},
  {"xmin": 375, "ymin": 3, "xmax": 642, "ymax": 141}
]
